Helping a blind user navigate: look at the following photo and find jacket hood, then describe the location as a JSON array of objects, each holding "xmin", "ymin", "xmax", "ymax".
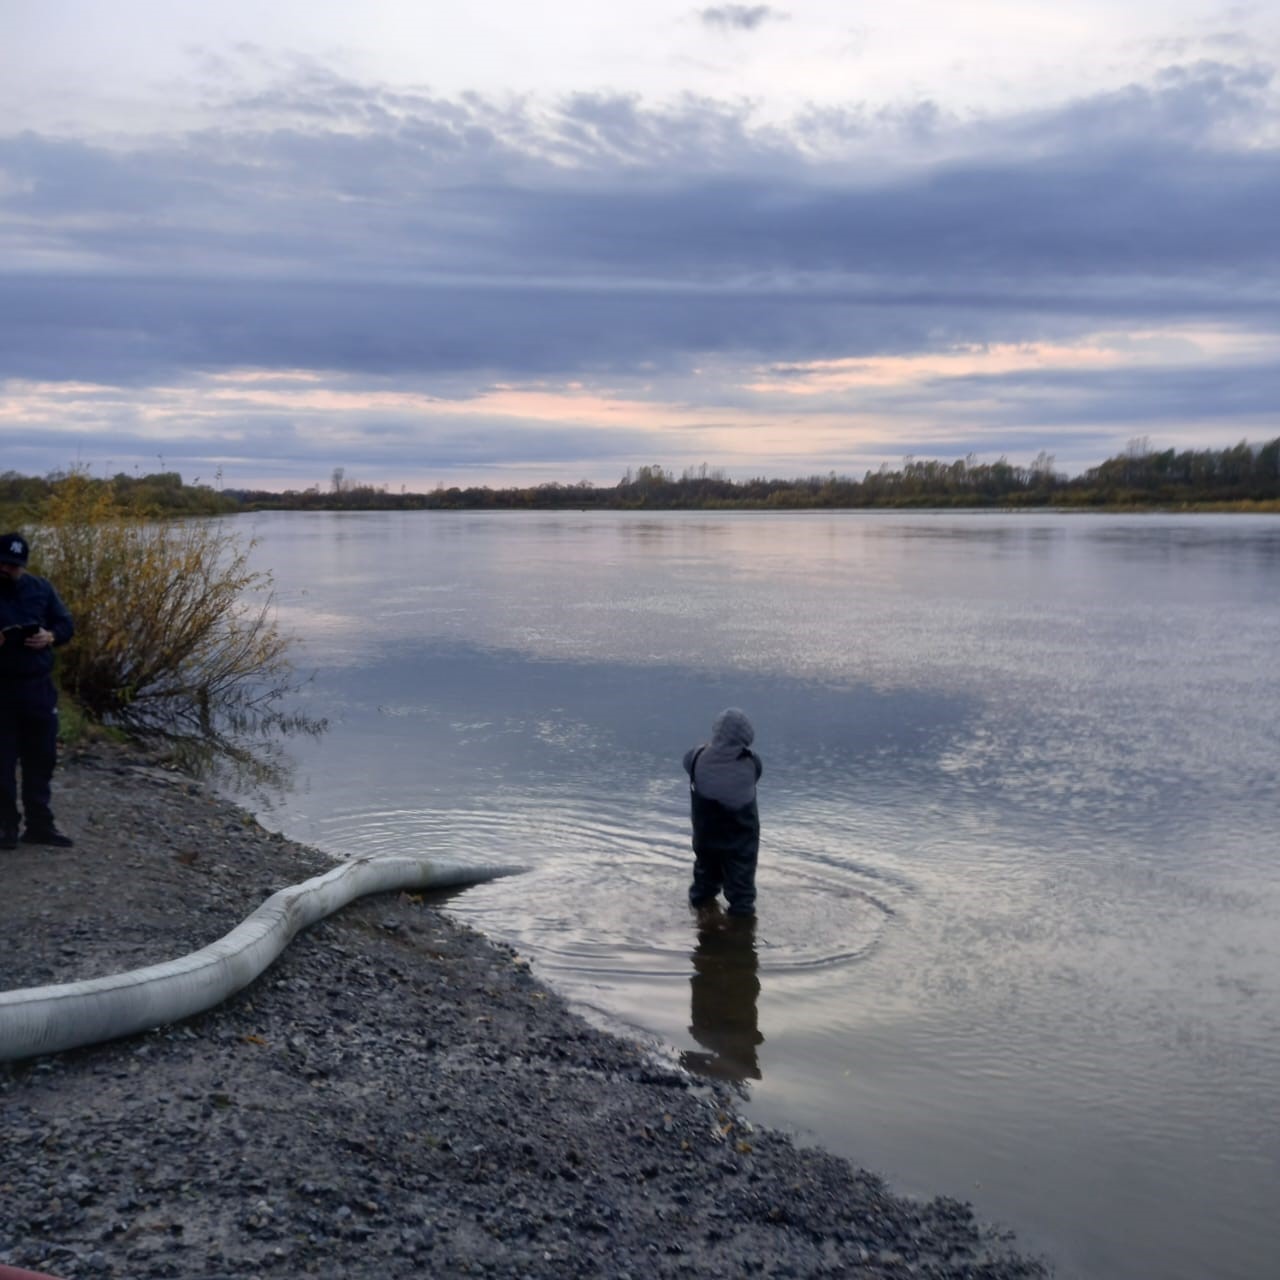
[{"xmin": 711, "ymin": 708, "xmax": 754, "ymax": 750}]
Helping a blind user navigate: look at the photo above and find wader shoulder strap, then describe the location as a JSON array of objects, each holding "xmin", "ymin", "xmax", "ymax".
[{"xmin": 689, "ymin": 745, "xmax": 706, "ymax": 791}]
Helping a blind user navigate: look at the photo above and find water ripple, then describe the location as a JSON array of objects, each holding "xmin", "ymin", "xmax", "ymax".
[{"xmin": 307, "ymin": 795, "xmax": 905, "ymax": 979}]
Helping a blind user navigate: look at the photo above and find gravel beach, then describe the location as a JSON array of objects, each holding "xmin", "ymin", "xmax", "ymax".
[{"xmin": 1, "ymin": 742, "xmax": 1050, "ymax": 1279}]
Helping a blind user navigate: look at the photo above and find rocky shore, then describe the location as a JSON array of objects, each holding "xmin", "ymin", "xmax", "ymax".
[{"xmin": 1, "ymin": 742, "xmax": 1049, "ymax": 1279}]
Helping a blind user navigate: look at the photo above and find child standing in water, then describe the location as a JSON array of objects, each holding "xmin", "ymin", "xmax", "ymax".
[{"xmin": 683, "ymin": 708, "xmax": 763, "ymax": 917}]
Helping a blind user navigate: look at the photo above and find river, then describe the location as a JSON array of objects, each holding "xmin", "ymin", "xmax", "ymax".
[{"xmin": 238, "ymin": 509, "xmax": 1280, "ymax": 1280}]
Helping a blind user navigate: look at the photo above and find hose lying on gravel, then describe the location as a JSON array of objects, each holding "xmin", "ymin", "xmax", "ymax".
[{"xmin": 0, "ymin": 853, "xmax": 522, "ymax": 1063}]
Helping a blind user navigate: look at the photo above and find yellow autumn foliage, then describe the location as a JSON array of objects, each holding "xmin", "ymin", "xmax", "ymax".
[{"xmin": 34, "ymin": 471, "xmax": 293, "ymax": 728}]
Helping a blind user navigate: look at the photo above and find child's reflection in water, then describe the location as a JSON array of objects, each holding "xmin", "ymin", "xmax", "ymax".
[{"xmin": 679, "ymin": 905, "xmax": 763, "ymax": 1084}]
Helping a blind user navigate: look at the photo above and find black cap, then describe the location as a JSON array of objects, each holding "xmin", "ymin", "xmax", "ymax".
[{"xmin": 0, "ymin": 533, "xmax": 30, "ymax": 567}]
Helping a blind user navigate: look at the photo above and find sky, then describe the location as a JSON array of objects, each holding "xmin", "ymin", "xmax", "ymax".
[{"xmin": 1, "ymin": 1, "xmax": 1277, "ymax": 491}]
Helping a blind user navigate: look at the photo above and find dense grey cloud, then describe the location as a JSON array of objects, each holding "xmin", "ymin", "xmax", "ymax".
[
  {"xmin": 1, "ymin": 54, "xmax": 1278, "ymax": 483},
  {"xmin": 845, "ymin": 360, "xmax": 1280, "ymax": 430},
  {"xmin": 2, "ymin": 62, "xmax": 1276, "ymax": 378},
  {"xmin": 698, "ymin": 5, "xmax": 786, "ymax": 31},
  {"xmin": 11, "ymin": 266, "xmax": 1262, "ymax": 393},
  {"xmin": 960, "ymin": 362, "xmax": 1280, "ymax": 427}
]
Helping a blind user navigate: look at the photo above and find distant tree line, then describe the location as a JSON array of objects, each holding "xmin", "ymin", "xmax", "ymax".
[
  {"xmin": 228, "ymin": 437, "xmax": 1280, "ymax": 511},
  {"xmin": 4, "ymin": 437, "xmax": 1279, "ymax": 524},
  {"xmin": 0, "ymin": 468, "xmax": 237, "ymax": 523}
]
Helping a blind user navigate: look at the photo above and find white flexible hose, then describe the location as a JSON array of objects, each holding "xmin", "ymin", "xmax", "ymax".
[{"xmin": 0, "ymin": 853, "xmax": 521, "ymax": 1062}]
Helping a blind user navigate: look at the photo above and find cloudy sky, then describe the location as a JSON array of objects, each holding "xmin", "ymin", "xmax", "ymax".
[{"xmin": 2, "ymin": 1, "xmax": 1277, "ymax": 490}]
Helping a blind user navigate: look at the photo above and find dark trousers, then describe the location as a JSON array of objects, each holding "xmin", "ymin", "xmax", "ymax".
[
  {"xmin": 689, "ymin": 844, "xmax": 758, "ymax": 916},
  {"xmin": 0, "ymin": 676, "xmax": 60, "ymax": 833},
  {"xmin": 688, "ymin": 788, "xmax": 760, "ymax": 916}
]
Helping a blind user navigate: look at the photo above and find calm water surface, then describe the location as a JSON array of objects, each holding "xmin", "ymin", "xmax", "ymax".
[{"xmin": 241, "ymin": 510, "xmax": 1280, "ymax": 1280}]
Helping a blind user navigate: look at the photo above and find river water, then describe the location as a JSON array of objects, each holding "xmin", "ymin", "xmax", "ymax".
[{"xmin": 239, "ymin": 509, "xmax": 1280, "ymax": 1280}]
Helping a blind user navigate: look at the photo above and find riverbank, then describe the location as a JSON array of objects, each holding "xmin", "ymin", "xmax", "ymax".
[{"xmin": 1, "ymin": 741, "xmax": 1048, "ymax": 1279}]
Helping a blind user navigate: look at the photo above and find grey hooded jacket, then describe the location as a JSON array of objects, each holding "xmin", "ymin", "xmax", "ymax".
[{"xmin": 683, "ymin": 708, "xmax": 762, "ymax": 856}]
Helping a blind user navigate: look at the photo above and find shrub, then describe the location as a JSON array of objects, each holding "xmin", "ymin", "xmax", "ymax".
[{"xmin": 32, "ymin": 471, "xmax": 294, "ymax": 731}]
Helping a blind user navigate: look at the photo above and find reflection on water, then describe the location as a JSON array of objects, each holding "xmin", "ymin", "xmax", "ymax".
[
  {"xmin": 681, "ymin": 906, "xmax": 763, "ymax": 1085},
  {"xmin": 237, "ymin": 509, "xmax": 1280, "ymax": 1280},
  {"xmin": 127, "ymin": 704, "xmax": 328, "ymax": 802}
]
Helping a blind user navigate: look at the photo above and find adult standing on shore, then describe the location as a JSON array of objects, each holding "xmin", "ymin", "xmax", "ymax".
[{"xmin": 0, "ymin": 532, "xmax": 75, "ymax": 849}]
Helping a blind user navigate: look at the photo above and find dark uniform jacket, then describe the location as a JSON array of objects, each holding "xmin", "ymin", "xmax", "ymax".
[{"xmin": 0, "ymin": 573, "xmax": 75, "ymax": 679}]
